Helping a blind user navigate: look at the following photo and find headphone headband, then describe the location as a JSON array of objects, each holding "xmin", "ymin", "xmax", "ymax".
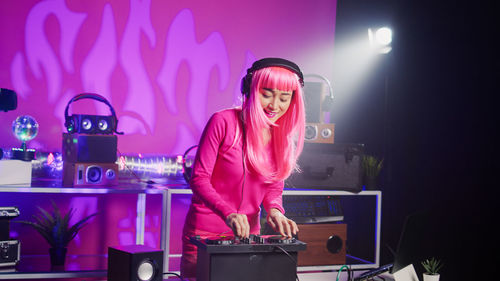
[
  {"xmin": 240, "ymin": 58, "xmax": 304, "ymax": 97},
  {"xmin": 64, "ymin": 93, "xmax": 123, "ymax": 134}
]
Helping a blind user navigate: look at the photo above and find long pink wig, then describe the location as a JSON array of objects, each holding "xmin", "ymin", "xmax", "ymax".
[{"xmin": 241, "ymin": 66, "xmax": 305, "ymax": 182}]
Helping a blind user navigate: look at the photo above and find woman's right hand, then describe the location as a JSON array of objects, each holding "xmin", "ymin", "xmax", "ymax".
[{"xmin": 225, "ymin": 213, "xmax": 250, "ymax": 238}]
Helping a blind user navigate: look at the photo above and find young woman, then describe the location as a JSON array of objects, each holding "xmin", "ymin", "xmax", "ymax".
[{"xmin": 180, "ymin": 57, "xmax": 306, "ymax": 279}]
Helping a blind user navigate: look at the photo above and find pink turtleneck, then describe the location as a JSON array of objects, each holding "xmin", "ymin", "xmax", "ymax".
[{"xmin": 183, "ymin": 108, "xmax": 285, "ymax": 235}]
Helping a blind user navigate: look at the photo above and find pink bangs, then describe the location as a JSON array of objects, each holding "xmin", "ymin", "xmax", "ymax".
[{"xmin": 252, "ymin": 66, "xmax": 301, "ymax": 94}]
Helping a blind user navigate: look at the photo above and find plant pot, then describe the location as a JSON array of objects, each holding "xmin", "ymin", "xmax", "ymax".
[
  {"xmin": 423, "ymin": 273, "xmax": 440, "ymax": 281},
  {"xmin": 49, "ymin": 247, "xmax": 67, "ymax": 267},
  {"xmin": 364, "ymin": 175, "xmax": 378, "ymax": 190}
]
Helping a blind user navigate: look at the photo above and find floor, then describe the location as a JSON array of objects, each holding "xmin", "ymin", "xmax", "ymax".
[
  {"xmin": 162, "ymin": 271, "xmax": 395, "ymax": 281},
  {"xmin": 298, "ymin": 271, "xmax": 394, "ymax": 281}
]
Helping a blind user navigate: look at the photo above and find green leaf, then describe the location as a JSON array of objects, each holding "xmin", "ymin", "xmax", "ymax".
[
  {"xmin": 421, "ymin": 257, "xmax": 443, "ymax": 274},
  {"xmin": 14, "ymin": 200, "xmax": 98, "ymax": 248}
]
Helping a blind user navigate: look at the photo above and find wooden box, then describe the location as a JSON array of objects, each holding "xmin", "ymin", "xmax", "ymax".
[{"xmin": 297, "ymin": 223, "xmax": 347, "ymax": 266}]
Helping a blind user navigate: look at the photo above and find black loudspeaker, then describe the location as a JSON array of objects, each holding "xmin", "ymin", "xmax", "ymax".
[
  {"xmin": 286, "ymin": 143, "xmax": 364, "ymax": 192},
  {"xmin": 240, "ymin": 57, "xmax": 304, "ymax": 97},
  {"xmin": 62, "ymin": 162, "xmax": 118, "ymax": 187},
  {"xmin": 65, "ymin": 114, "xmax": 116, "ymax": 135},
  {"xmin": 62, "ymin": 133, "xmax": 117, "ymax": 163},
  {"xmin": 108, "ymin": 245, "xmax": 163, "ymax": 281},
  {"xmin": 0, "ymin": 88, "xmax": 17, "ymax": 112}
]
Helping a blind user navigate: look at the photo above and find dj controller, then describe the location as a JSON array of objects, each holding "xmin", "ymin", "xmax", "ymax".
[
  {"xmin": 191, "ymin": 234, "xmax": 307, "ymax": 281},
  {"xmin": 190, "ymin": 234, "xmax": 307, "ymax": 253}
]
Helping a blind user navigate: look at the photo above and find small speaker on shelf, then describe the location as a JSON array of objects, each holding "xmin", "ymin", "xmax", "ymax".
[
  {"xmin": 305, "ymin": 123, "xmax": 335, "ymax": 144},
  {"xmin": 62, "ymin": 162, "xmax": 118, "ymax": 187},
  {"xmin": 108, "ymin": 245, "xmax": 163, "ymax": 281}
]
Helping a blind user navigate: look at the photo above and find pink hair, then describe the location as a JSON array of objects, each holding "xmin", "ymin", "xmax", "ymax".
[{"xmin": 241, "ymin": 66, "xmax": 305, "ymax": 182}]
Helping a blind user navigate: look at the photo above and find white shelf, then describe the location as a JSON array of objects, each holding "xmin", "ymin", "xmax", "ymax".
[
  {"xmin": 0, "ymin": 181, "xmax": 167, "ymax": 279},
  {"xmin": 161, "ymin": 189, "xmax": 382, "ymax": 273}
]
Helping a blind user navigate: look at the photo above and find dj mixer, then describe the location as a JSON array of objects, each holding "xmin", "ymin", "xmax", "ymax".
[
  {"xmin": 191, "ymin": 234, "xmax": 307, "ymax": 281},
  {"xmin": 191, "ymin": 234, "xmax": 306, "ymax": 253}
]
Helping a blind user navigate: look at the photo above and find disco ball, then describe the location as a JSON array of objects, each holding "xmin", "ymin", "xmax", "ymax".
[{"xmin": 12, "ymin": 115, "xmax": 39, "ymax": 142}]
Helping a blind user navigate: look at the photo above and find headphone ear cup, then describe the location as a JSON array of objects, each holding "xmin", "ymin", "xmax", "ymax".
[
  {"xmin": 240, "ymin": 73, "xmax": 252, "ymax": 98},
  {"xmin": 322, "ymin": 96, "xmax": 334, "ymax": 113},
  {"xmin": 65, "ymin": 116, "xmax": 76, "ymax": 133},
  {"xmin": 183, "ymin": 167, "xmax": 193, "ymax": 183}
]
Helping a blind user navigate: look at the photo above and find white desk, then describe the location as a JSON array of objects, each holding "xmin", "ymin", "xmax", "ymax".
[
  {"xmin": 160, "ymin": 189, "xmax": 382, "ymax": 273},
  {"xmin": 1, "ymin": 183, "xmax": 382, "ymax": 278}
]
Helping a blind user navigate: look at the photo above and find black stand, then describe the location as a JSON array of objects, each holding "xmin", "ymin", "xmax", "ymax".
[{"xmin": 11, "ymin": 143, "xmax": 35, "ymax": 161}]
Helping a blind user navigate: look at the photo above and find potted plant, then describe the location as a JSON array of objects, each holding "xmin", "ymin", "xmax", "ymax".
[
  {"xmin": 421, "ymin": 257, "xmax": 443, "ymax": 281},
  {"xmin": 17, "ymin": 201, "xmax": 97, "ymax": 267},
  {"xmin": 361, "ymin": 155, "xmax": 383, "ymax": 190}
]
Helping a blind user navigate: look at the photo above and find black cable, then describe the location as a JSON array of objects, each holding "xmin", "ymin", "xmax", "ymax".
[
  {"xmin": 344, "ymin": 243, "xmax": 352, "ymax": 281},
  {"xmin": 182, "ymin": 145, "xmax": 198, "ymax": 183},
  {"xmin": 274, "ymin": 245, "xmax": 300, "ymax": 281},
  {"xmin": 347, "ymin": 264, "xmax": 353, "ymax": 281},
  {"xmin": 163, "ymin": 271, "xmax": 186, "ymax": 280}
]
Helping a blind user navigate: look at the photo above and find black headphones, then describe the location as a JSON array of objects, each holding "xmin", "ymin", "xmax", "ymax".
[
  {"xmin": 240, "ymin": 58, "xmax": 304, "ymax": 98},
  {"xmin": 182, "ymin": 145, "xmax": 198, "ymax": 183},
  {"xmin": 64, "ymin": 93, "xmax": 123, "ymax": 135}
]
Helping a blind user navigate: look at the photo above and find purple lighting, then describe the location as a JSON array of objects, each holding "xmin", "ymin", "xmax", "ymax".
[
  {"xmin": 157, "ymin": 8, "xmax": 230, "ymax": 152},
  {"xmin": 0, "ymin": 0, "xmax": 337, "ymax": 154},
  {"xmin": 0, "ymin": 0, "xmax": 337, "ymax": 266}
]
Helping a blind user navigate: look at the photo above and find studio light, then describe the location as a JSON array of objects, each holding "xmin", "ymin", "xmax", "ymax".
[{"xmin": 368, "ymin": 27, "xmax": 392, "ymax": 54}]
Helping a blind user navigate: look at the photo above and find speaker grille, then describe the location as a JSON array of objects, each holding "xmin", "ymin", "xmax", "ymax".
[
  {"xmin": 137, "ymin": 259, "xmax": 155, "ymax": 280},
  {"xmin": 108, "ymin": 245, "xmax": 163, "ymax": 281}
]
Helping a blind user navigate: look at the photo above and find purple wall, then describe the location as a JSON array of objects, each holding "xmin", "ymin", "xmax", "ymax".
[
  {"xmin": 1, "ymin": 0, "xmax": 337, "ymax": 155},
  {"xmin": 0, "ymin": 0, "xmax": 337, "ymax": 270}
]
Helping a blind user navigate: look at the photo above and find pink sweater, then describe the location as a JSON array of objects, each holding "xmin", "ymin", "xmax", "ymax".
[{"xmin": 183, "ymin": 108, "xmax": 285, "ymax": 235}]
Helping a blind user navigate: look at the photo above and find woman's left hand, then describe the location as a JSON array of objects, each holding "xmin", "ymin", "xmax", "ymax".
[{"xmin": 267, "ymin": 208, "xmax": 298, "ymax": 238}]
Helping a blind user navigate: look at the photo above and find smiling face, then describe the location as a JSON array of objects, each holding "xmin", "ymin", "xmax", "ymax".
[{"xmin": 258, "ymin": 87, "xmax": 293, "ymax": 123}]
